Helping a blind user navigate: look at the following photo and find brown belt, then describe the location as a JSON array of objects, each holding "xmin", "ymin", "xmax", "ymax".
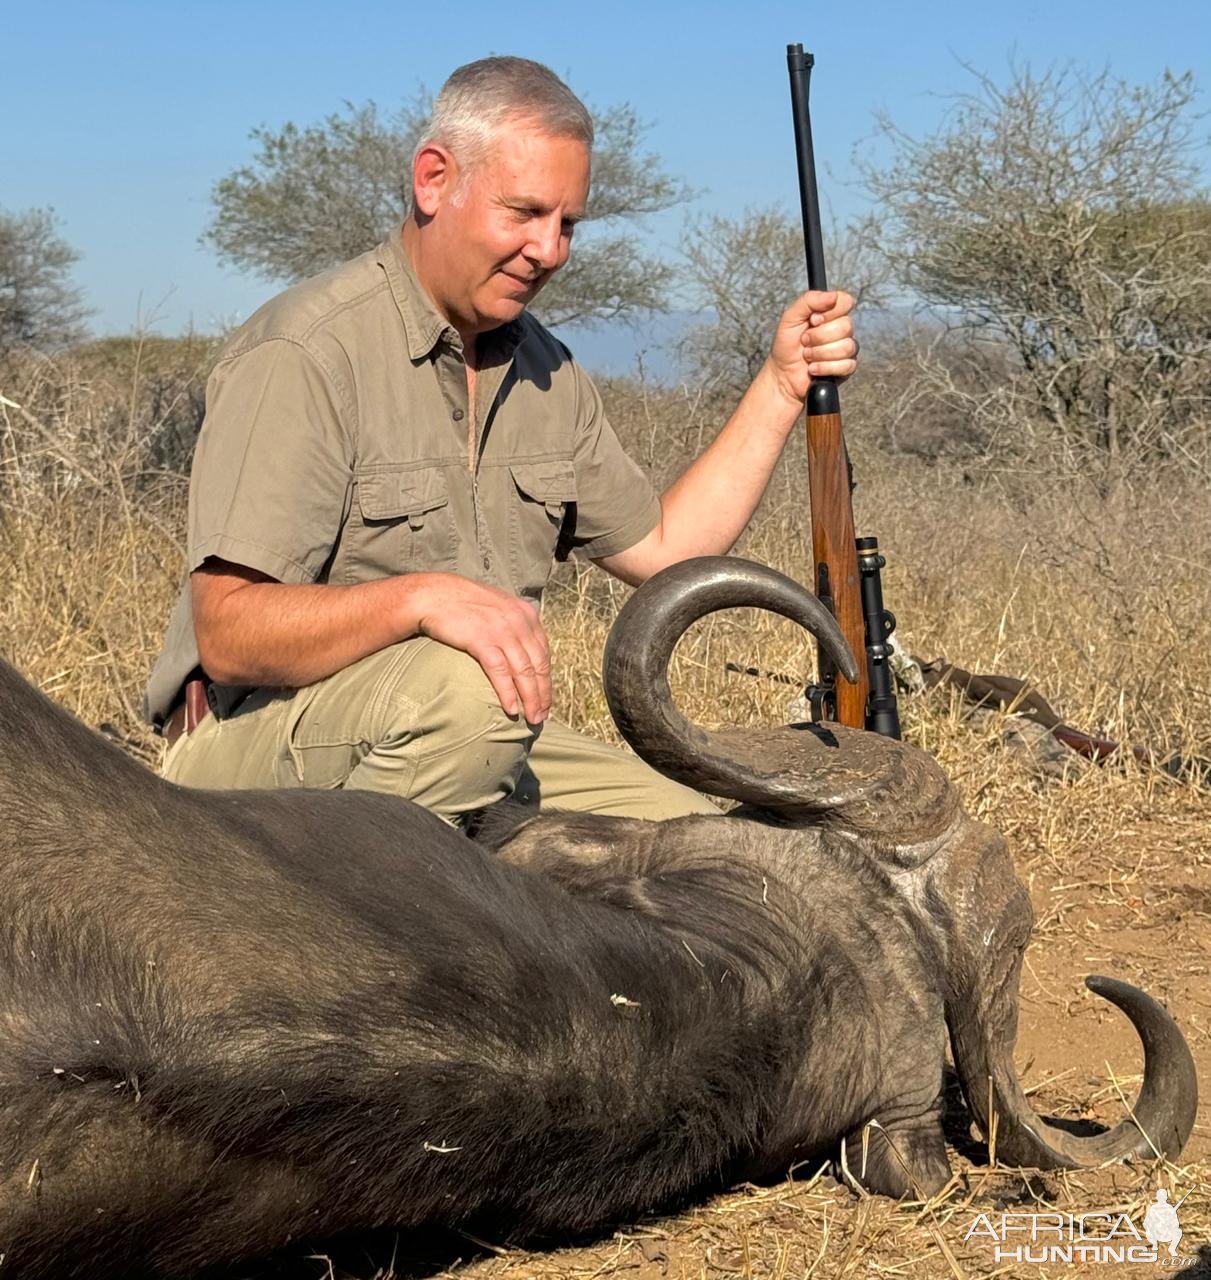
[{"xmin": 163, "ymin": 674, "xmax": 211, "ymax": 749}]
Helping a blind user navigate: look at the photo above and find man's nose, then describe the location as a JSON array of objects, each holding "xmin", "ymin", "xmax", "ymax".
[{"xmin": 525, "ymin": 217, "xmax": 566, "ymax": 271}]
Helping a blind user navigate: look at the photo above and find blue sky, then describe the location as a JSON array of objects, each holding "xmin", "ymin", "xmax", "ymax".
[{"xmin": 4, "ymin": 0, "xmax": 1209, "ymax": 366}]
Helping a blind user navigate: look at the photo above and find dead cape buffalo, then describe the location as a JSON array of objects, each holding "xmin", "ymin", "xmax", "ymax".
[{"xmin": 0, "ymin": 557, "xmax": 1197, "ymax": 1278}]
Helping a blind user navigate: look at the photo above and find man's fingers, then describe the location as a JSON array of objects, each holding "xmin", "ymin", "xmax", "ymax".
[
  {"xmin": 807, "ymin": 359, "xmax": 859, "ymax": 379},
  {"xmin": 800, "ymin": 288, "xmax": 854, "ymax": 325},
  {"xmin": 476, "ymin": 612, "xmax": 552, "ymax": 724},
  {"xmin": 512, "ymin": 601, "xmax": 552, "ymax": 721},
  {"xmin": 502, "ymin": 647, "xmax": 548, "ymax": 725},
  {"xmin": 802, "ymin": 288, "xmax": 838, "ymax": 314},
  {"xmin": 780, "ymin": 290, "xmax": 831, "ymax": 330},
  {"xmin": 477, "ymin": 646, "xmax": 522, "ymax": 718},
  {"xmin": 413, "ymin": 575, "xmax": 554, "ymax": 722},
  {"xmin": 809, "ymin": 337, "xmax": 855, "ymax": 368},
  {"xmin": 802, "ymin": 316, "xmax": 853, "ymax": 347},
  {"xmin": 803, "ymin": 323, "xmax": 858, "ymax": 379},
  {"xmin": 806, "ymin": 337, "xmax": 857, "ymax": 363}
]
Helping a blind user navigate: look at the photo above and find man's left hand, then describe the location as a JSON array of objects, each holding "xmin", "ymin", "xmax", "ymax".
[{"xmin": 767, "ymin": 289, "xmax": 858, "ymax": 407}]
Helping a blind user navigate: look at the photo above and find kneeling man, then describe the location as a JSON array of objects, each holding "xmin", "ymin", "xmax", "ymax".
[{"xmin": 144, "ymin": 55, "xmax": 860, "ymax": 825}]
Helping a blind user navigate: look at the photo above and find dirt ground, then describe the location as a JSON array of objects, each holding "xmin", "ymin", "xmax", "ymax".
[{"xmin": 262, "ymin": 785, "xmax": 1210, "ymax": 1280}]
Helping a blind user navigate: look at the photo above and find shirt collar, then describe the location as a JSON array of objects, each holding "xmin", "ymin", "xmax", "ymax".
[{"xmin": 377, "ymin": 229, "xmax": 527, "ymax": 363}]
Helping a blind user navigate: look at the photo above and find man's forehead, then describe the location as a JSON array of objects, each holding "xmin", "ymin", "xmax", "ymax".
[
  {"xmin": 486, "ymin": 123, "xmax": 589, "ymax": 168},
  {"xmin": 496, "ymin": 110, "xmax": 588, "ymax": 146},
  {"xmin": 480, "ymin": 130, "xmax": 590, "ymax": 205}
]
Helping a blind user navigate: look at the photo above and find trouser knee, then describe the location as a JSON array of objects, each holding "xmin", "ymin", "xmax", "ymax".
[
  {"xmin": 168, "ymin": 639, "xmax": 534, "ymax": 822},
  {"xmin": 340, "ymin": 639, "xmax": 535, "ymax": 818}
]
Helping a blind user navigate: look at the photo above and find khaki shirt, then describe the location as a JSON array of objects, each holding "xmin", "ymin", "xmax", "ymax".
[{"xmin": 144, "ymin": 233, "xmax": 661, "ymax": 727}]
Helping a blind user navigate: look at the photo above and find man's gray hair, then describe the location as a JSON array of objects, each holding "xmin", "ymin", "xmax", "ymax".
[{"xmin": 417, "ymin": 56, "xmax": 594, "ymax": 184}]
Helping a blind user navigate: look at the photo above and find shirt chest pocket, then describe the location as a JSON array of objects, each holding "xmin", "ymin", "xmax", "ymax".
[
  {"xmin": 353, "ymin": 465, "xmax": 455, "ymax": 578},
  {"xmin": 509, "ymin": 460, "xmax": 578, "ymax": 590}
]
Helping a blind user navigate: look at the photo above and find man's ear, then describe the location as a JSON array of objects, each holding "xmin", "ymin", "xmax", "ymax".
[{"xmin": 412, "ymin": 143, "xmax": 460, "ymax": 217}]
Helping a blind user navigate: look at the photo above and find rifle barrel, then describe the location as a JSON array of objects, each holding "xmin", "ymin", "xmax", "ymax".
[
  {"xmin": 787, "ymin": 46, "xmax": 828, "ymax": 292},
  {"xmin": 787, "ymin": 43, "xmax": 868, "ymax": 727}
]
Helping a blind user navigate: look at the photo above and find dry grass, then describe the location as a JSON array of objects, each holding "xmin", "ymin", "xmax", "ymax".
[{"xmin": 1, "ymin": 350, "xmax": 1209, "ymax": 1278}]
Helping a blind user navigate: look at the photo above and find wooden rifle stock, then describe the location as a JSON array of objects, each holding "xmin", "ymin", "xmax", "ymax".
[
  {"xmin": 806, "ymin": 411, "xmax": 867, "ymax": 726},
  {"xmin": 787, "ymin": 44, "xmax": 868, "ymax": 728}
]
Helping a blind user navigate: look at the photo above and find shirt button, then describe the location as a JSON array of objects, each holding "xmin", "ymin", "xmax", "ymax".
[
  {"xmin": 482, "ymin": 554, "xmax": 491, "ymax": 570},
  {"xmin": 452, "ymin": 409, "xmax": 464, "ymax": 421}
]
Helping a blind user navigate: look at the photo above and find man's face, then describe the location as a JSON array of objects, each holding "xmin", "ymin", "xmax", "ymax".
[{"xmin": 424, "ymin": 121, "xmax": 590, "ymax": 337}]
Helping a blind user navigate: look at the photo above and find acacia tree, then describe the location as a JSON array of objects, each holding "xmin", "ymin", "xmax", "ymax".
[
  {"xmin": 678, "ymin": 206, "xmax": 887, "ymax": 396},
  {"xmin": 204, "ymin": 98, "xmax": 688, "ymax": 328},
  {"xmin": 860, "ymin": 64, "xmax": 1211, "ymax": 463},
  {"xmin": 0, "ymin": 208, "xmax": 90, "ymax": 355}
]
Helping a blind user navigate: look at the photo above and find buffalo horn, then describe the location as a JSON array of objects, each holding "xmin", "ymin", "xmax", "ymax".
[{"xmin": 603, "ymin": 557, "xmax": 957, "ymax": 840}]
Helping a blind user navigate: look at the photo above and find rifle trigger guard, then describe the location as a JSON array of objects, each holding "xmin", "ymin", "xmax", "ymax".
[{"xmin": 804, "ymin": 681, "xmax": 835, "ymax": 723}]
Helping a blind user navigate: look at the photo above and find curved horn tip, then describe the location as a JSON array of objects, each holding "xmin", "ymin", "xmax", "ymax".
[
  {"xmin": 1085, "ymin": 973, "xmax": 1145, "ymax": 1002},
  {"xmin": 1084, "ymin": 970, "xmax": 1199, "ymax": 1147},
  {"xmin": 1083, "ymin": 972, "xmax": 1189, "ymax": 1033}
]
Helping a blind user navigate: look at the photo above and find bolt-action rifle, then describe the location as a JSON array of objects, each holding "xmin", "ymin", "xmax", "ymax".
[{"xmin": 786, "ymin": 43, "xmax": 900, "ymax": 738}]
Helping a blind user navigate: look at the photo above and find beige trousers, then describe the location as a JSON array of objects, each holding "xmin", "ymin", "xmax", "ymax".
[{"xmin": 163, "ymin": 637, "xmax": 719, "ymax": 825}]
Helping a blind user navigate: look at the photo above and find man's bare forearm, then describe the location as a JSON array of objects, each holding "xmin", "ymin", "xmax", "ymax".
[
  {"xmin": 596, "ymin": 362, "xmax": 799, "ymax": 585},
  {"xmin": 192, "ymin": 565, "xmax": 553, "ymax": 722},
  {"xmin": 193, "ymin": 573, "xmax": 427, "ymax": 687},
  {"xmin": 596, "ymin": 289, "xmax": 858, "ymax": 587}
]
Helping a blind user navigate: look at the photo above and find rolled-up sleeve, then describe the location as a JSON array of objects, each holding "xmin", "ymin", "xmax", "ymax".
[
  {"xmin": 566, "ymin": 362, "xmax": 661, "ymax": 559},
  {"xmin": 188, "ymin": 338, "xmax": 354, "ymax": 584}
]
